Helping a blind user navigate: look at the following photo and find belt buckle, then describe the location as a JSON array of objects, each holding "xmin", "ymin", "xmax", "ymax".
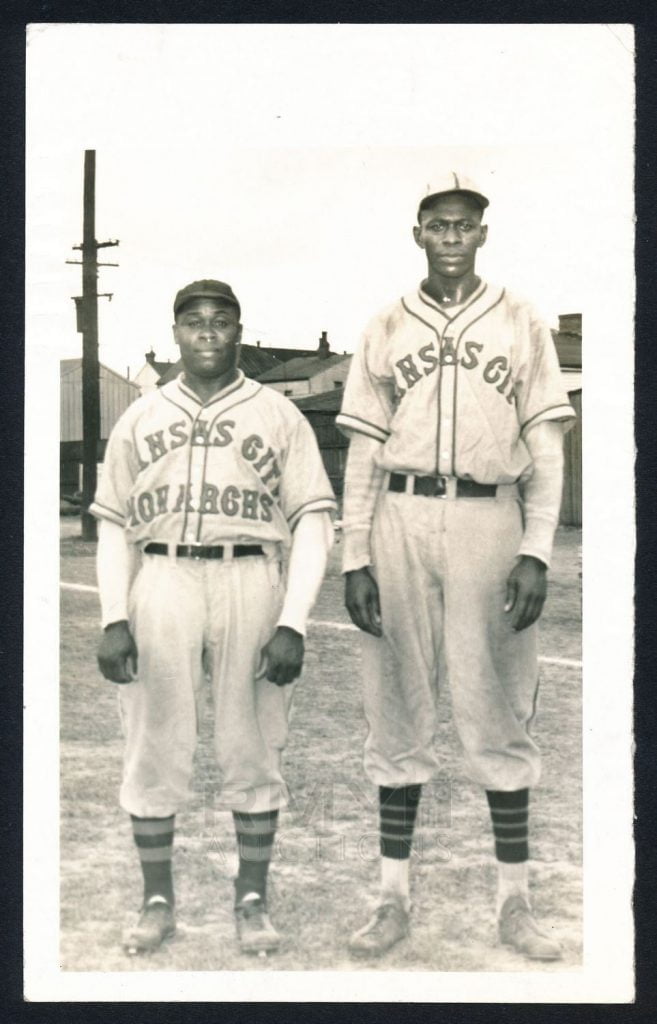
[
  {"xmin": 437, "ymin": 476, "xmax": 457, "ymax": 499},
  {"xmin": 433, "ymin": 475, "xmax": 447, "ymax": 498},
  {"xmin": 189, "ymin": 545, "xmax": 204, "ymax": 560}
]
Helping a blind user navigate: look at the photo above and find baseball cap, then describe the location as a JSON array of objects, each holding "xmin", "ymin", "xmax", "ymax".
[
  {"xmin": 419, "ymin": 172, "xmax": 489, "ymax": 214},
  {"xmin": 173, "ymin": 279, "xmax": 241, "ymax": 319}
]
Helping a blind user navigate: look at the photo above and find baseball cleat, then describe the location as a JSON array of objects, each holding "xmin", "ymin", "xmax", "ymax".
[
  {"xmin": 498, "ymin": 894, "xmax": 562, "ymax": 961},
  {"xmin": 234, "ymin": 895, "xmax": 280, "ymax": 955},
  {"xmin": 348, "ymin": 896, "xmax": 410, "ymax": 958},
  {"xmin": 122, "ymin": 896, "xmax": 176, "ymax": 955}
]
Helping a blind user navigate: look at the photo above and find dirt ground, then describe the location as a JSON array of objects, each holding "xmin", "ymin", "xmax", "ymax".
[{"xmin": 59, "ymin": 519, "xmax": 582, "ymax": 973}]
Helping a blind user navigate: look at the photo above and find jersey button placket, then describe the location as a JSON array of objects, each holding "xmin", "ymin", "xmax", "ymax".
[
  {"xmin": 438, "ymin": 361, "xmax": 456, "ymax": 478},
  {"xmin": 188, "ymin": 419, "xmax": 206, "ymax": 543}
]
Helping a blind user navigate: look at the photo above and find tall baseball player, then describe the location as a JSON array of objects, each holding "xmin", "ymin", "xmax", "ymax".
[
  {"xmin": 92, "ymin": 279, "xmax": 336, "ymax": 956},
  {"xmin": 337, "ymin": 173, "xmax": 576, "ymax": 960}
]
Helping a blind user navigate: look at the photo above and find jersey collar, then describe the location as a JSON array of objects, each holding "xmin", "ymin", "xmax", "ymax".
[{"xmin": 402, "ymin": 280, "xmax": 504, "ymax": 336}]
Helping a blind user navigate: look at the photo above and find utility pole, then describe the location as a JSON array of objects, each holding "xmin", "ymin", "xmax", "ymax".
[{"xmin": 67, "ymin": 150, "xmax": 119, "ymax": 540}]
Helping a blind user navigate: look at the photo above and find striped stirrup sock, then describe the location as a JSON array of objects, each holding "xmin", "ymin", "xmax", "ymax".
[
  {"xmin": 486, "ymin": 788, "xmax": 530, "ymax": 863},
  {"xmin": 379, "ymin": 785, "xmax": 422, "ymax": 859},
  {"xmin": 233, "ymin": 809, "xmax": 279, "ymax": 904},
  {"xmin": 131, "ymin": 814, "xmax": 175, "ymax": 906}
]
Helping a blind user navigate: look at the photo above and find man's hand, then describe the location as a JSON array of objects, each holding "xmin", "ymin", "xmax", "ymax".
[
  {"xmin": 345, "ymin": 566, "xmax": 382, "ymax": 637},
  {"xmin": 504, "ymin": 555, "xmax": 548, "ymax": 632},
  {"xmin": 260, "ymin": 626, "xmax": 304, "ymax": 686},
  {"xmin": 97, "ymin": 620, "xmax": 138, "ymax": 683}
]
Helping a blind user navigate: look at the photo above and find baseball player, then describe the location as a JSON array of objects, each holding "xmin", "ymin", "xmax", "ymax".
[
  {"xmin": 337, "ymin": 173, "xmax": 576, "ymax": 960},
  {"xmin": 92, "ymin": 279, "xmax": 336, "ymax": 956}
]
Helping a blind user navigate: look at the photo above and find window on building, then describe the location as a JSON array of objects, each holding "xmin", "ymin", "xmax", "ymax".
[
  {"xmin": 284, "ymin": 389, "xmax": 293, "ymax": 396},
  {"xmin": 334, "ymin": 380, "xmax": 343, "ymax": 389}
]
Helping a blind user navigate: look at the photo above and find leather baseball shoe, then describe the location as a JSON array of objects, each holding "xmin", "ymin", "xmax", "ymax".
[
  {"xmin": 348, "ymin": 897, "xmax": 410, "ymax": 958},
  {"xmin": 498, "ymin": 894, "xmax": 562, "ymax": 960},
  {"xmin": 234, "ymin": 895, "xmax": 280, "ymax": 954},
  {"xmin": 123, "ymin": 896, "xmax": 176, "ymax": 955}
]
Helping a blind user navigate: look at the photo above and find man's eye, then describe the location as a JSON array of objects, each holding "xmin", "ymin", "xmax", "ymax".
[{"xmin": 459, "ymin": 222, "xmax": 473, "ymax": 231}]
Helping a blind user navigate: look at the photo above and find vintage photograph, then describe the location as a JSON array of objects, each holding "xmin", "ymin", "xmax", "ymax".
[{"xmin": 24, "ymin": 23, "xmax": 634, "ymax": 1002}]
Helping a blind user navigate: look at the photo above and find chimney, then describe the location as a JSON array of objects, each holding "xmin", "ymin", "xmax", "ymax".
[
  {"xmin": 145, "ymin": 349, "xmax": 157, "ymax": 366},
  {"xmin": 318, "ymin": 331, "xmax": 330, "ymax": 360}
]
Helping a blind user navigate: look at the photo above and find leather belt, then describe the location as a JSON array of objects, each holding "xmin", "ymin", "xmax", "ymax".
[
  {"xmin": 388, "ymin": 473, "xmax": 497, "ymax": 499},
  {"xmin": 144, "ymin": 542, "xmax": 264, "ymax": 560}
]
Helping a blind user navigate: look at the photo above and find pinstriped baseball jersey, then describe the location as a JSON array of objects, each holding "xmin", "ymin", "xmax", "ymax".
[
  {"xmin": 337, "ymin": 281, "xmax": 575, "ymax": 483},
  {"xmin": 91, "ymin": 371, "xmax": 336, "ymax": 546}
]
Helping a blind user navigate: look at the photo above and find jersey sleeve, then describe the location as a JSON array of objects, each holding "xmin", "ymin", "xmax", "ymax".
[
  {"xmin": 514, "ymin": 312, "xmax": 577, "ymax": 436},
  {"xmin": 336, "ymin": 321, "xmax": 396, "ymax": 442},
  {"xmin": 89, "ymin": 412, "xmax": 141, "ymax": 526},
  {"xmin": 278, "ymin": 415, "xmax": 338, "ymax": 531}
]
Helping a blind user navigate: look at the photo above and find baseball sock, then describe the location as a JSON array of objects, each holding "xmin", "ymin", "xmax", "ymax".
[
  {"xmin": 485, "ymin": 789, "xmax": 530, "ymax": 915},
  {"xmin": 131, "ymin": 814, "xmax": 175, "ymax": 907},
  {"xmin": 379, "ymin": 785, "xmax": 422, "ymax": 909},
  {"xmin": 233, "ymin": 809, "xmax": 279, "ymax": 905}
]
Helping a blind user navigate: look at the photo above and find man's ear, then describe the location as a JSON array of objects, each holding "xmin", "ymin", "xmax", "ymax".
[
  {"xmin": 413, "ymin": 224, "xmax": 424, "ymax": 249},
  {"xmin": 236, "ymin": 324, "xmax": 243, "ymax": 345},
  {"xmin": 477, "ymin": 224, "xmax": 488, "ymax": 249},
  {"xmin": 172, "ymin": 323, "xmax": 180, "ymax": 347}
]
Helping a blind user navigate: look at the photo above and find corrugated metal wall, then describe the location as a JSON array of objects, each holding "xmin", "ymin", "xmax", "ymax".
[
  {"xmin": 560, "ymin": 390, "xmax": 582, "ymax": 527},
  {"xmin": 61, "ymin": 364, "xmax": 139, "ymax": 442}
]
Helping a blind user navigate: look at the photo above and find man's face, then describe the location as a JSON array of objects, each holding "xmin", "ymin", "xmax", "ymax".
[
  {"xmin": 172, "ymin": 298, "xmax": 242, "ymax": 381},
  {"xmin": 413, "ymin": 194, "xmax": 487, "ymax": 279}
]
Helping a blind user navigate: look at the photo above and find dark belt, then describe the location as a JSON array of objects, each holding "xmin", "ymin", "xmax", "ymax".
[
  {"xmin": 388, "ymin": 472, "xmax": 497, "ymax": 499},
  {"xmin": 144, "ymin": 542, "xmax": 264, "ymax": 560}
]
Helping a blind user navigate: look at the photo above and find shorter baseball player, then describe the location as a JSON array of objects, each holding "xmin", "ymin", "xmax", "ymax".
[
  {"xmin": 92, "ymin": 279, "xmax": 336, "ymax": 956},
  {"xmin": 337, "ymin": 173, "xmax": 576, "ymax": 960}
]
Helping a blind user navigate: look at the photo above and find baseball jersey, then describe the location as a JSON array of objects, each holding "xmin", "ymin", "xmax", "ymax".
[
  {"xmin": 336, "ymin": 281, "xmax": 575, "ymax": 483},
  {"xmin": 91, "ymin": 371, "xmax": 337, "ymax": 546}
]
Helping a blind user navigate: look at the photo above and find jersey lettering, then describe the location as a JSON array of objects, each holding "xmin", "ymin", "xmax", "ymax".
[
  {"xmin": 418, "ymin": 343, "xmax": 438, "ymax": 375},
  {"xmin": 395, "ymin": 355, "xmax": 422, "ymax": 390}
]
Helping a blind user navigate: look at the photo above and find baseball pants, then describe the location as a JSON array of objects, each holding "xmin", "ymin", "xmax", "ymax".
[
  {"xmin": 118, "ymin": 550, "xmax": 292, "ymax": 818},
  {"xmin": 361, "ymin": 488, "xmax": 541, "ymax": 791}
]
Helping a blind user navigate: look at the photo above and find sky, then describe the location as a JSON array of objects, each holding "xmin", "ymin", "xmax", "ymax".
[{"xmin": 26, "ymin": 23, "xmax": 634, "ymax": 379}]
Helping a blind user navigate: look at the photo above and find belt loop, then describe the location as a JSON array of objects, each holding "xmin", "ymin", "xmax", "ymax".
[
  {"xmin": 168, "ymin": 542, "xmax": 176, "ymax": 562},
  {"xmin": 405, "ymin": 474, "xmax": 415, "ymax": 496},
  {"xmin": 445, "ymin": 477, "xmax": 457, "ymax": 500},
  {"xmin": 223, "ymin": 542, "xmax": 235, "ymax": 562}
]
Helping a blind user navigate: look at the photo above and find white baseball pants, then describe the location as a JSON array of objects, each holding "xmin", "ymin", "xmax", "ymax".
[
  {"xmin": 362, "ymin": 489, "xmax": 541, "ymax": 791},
  {"xmin": 118, "ymin": 551, "xmax": 292, "ymax": 817}
]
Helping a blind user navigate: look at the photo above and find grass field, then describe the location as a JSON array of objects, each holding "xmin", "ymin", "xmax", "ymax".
[{"xmin": 60, "ymin": 519, "xmax": 582, "ymax": 973}]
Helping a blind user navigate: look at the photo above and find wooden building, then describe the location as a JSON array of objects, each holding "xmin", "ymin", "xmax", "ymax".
[
  {"xmin": 60, "ymin": 359, "xmax": 139, "ymax": 496},
  {"xmin": 293, "ymin": 389, "xmax": 348, "ymax": 497}
]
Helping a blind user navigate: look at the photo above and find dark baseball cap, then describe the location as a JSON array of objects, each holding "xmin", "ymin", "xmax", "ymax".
[{"xmin": 173, "ymin": 279, "xmax": 241, "ymax": 319}]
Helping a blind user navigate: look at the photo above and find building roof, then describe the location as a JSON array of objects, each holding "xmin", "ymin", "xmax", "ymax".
[
  {"xmin": 293, "ymin": 389, "xmax": 345, "ymax": 413},
  {"xmin": 60, "ymin": 358, "xmax": 139, "ymax": 390},
  {"xmin": 552, "ymin": 330, "xmax": 582, "ymax": 370},
  {"xmin": 257, "ymin": 352, "xmax": 350, "ymax": 383},
  {"xmin": 156, "ymin": 344, "xmax": 281, "ymax": 386}
]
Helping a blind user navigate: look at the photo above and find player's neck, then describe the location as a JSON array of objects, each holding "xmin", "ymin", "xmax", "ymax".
[
  {"xmin": 423, "ymin": 271, "xmax": 481, "ymax": 308},
  {"xmin": 182, "ymin": 367, "xmax": 240, "ymax": 404}
]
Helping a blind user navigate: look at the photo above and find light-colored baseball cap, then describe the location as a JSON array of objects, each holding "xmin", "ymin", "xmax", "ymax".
[
  {"xmin": 419, "ymin": 172, "xmax": 489, "ymax": 213},
  {"xmin": 173, "ymin": 279, "xmax": 241, "ymax": 318}
]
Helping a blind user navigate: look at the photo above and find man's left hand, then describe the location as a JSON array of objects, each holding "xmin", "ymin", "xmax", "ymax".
[
  {"xmin": 504, "ymin": 555, "xmax": 548, "ymax": 632},
  {"xmin": 259, "ymin": 626, "xmax": 305, "ymax": 686}
]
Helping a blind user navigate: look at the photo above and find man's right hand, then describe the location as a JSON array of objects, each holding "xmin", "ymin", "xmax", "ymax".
[
  {"xmin": 345, "ymin": 567, "xmax": 383, "ymax": 637},
  {"xmin": 97, "ymin": 620, "xmax": 138, "ymax": 683}
]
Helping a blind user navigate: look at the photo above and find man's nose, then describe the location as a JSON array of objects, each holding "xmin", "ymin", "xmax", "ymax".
[
  {"xmin": 199, "ymin": 322, "xmax": 218, "ymax": 338},
  {"xmin": 443, "ymin": 225, "xmax": 460, "ymax": 243}
]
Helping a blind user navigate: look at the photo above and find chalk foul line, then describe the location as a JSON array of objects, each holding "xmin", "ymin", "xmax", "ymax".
[{"xmin": 60, "ymin": 582, "xmax": 582, "ymax": 669}]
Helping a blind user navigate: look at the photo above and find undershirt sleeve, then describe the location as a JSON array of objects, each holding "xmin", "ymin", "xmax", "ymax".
[
  {"xmin": 341, "ymin": 433, "xmax": 387, "ymax": 573},
  {"xmin": 96, "ymin": 518, "xmax": 138, "ymax": 628},
  {"xmin": 277, "ymin": 510, "xmax": 334, "ymax": 636},
  {"xmin": 517, "ymin": 419, "xmax": 566, "ymax": 568}
]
